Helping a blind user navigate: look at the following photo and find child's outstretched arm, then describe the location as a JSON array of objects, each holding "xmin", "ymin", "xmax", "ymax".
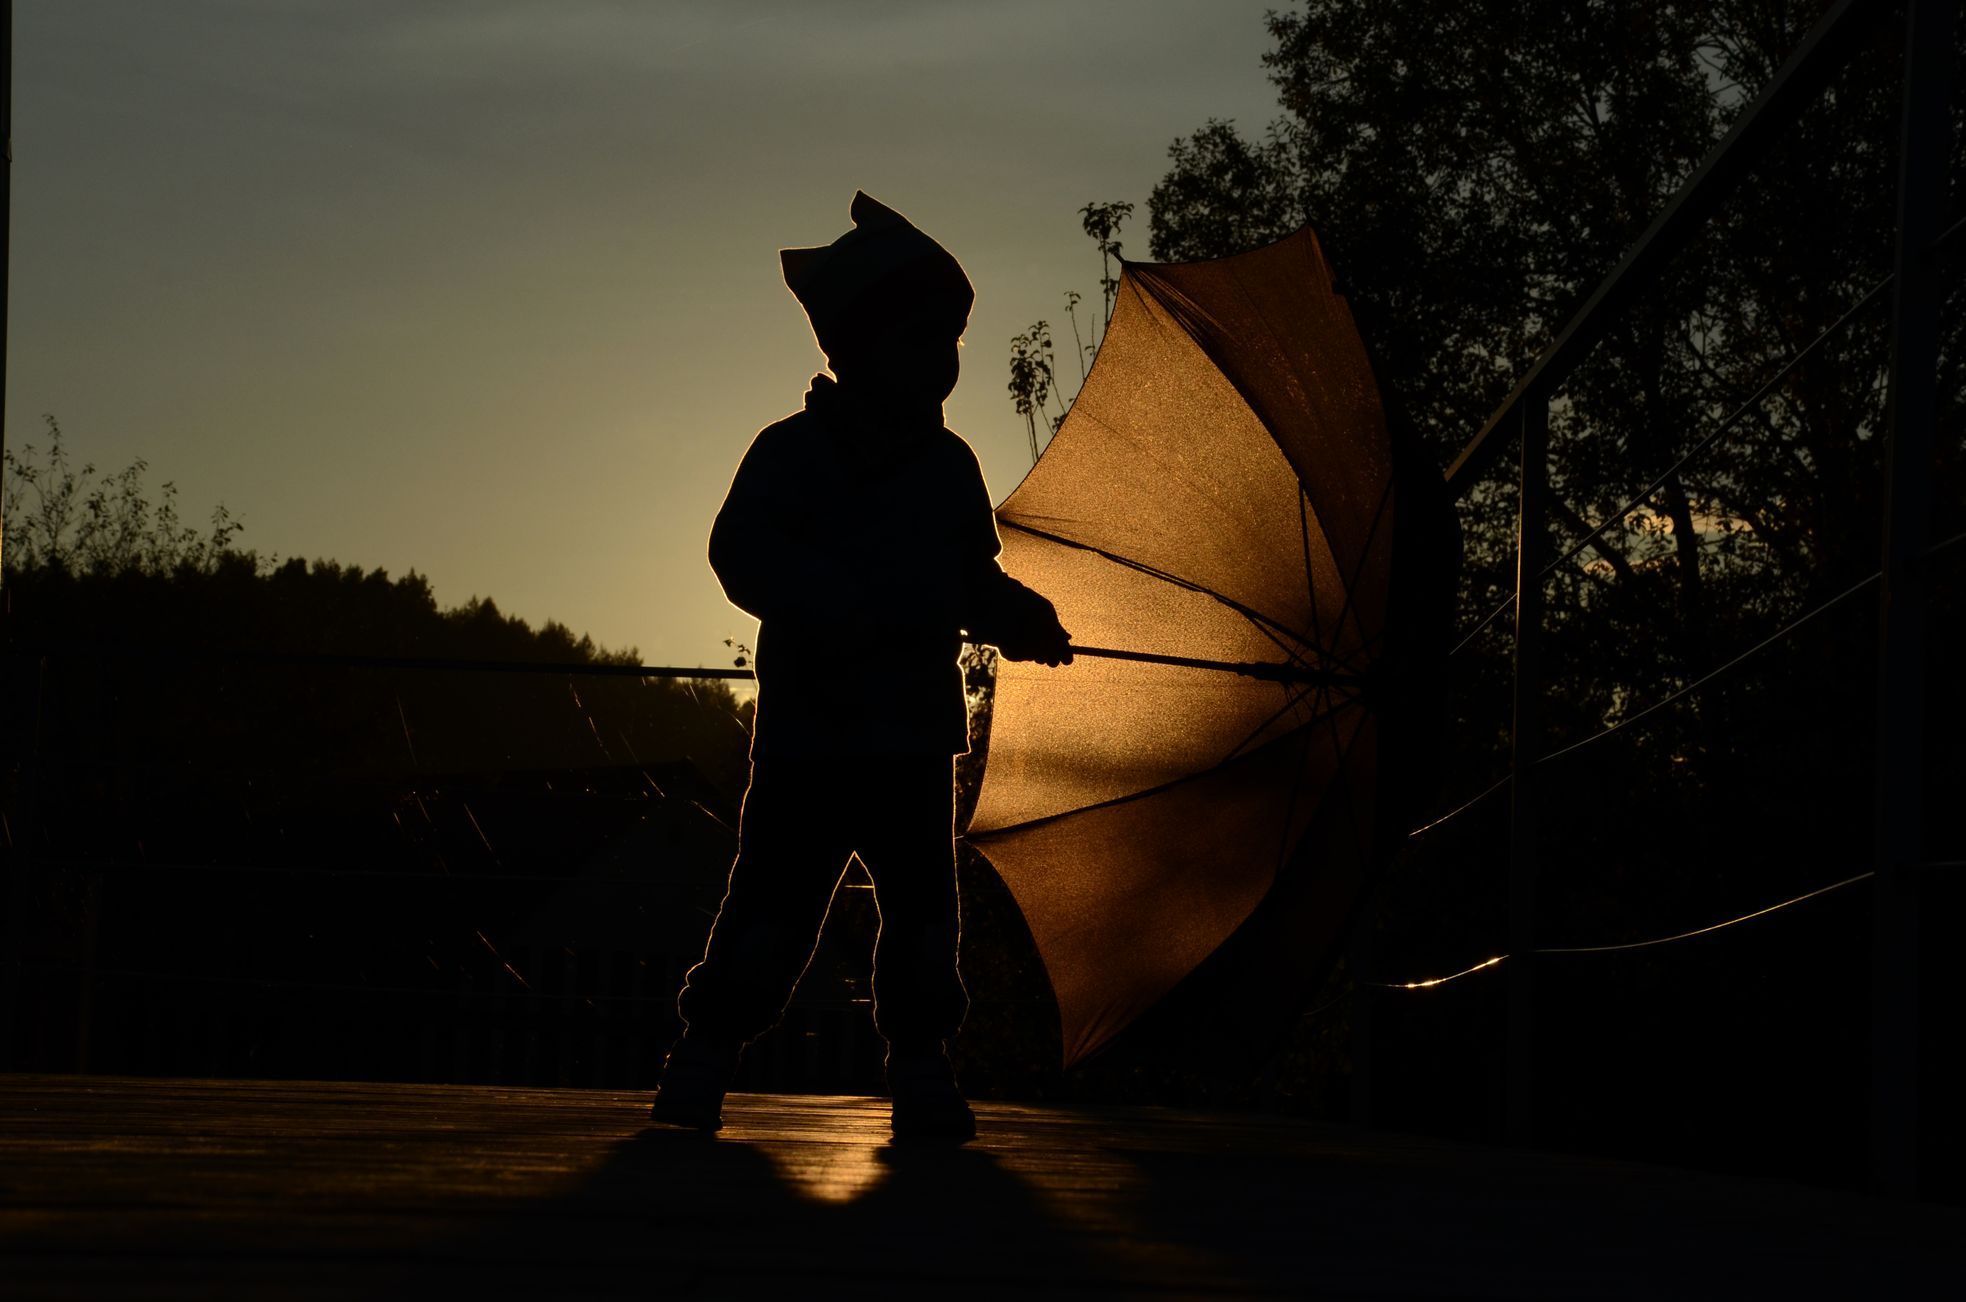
[
  {"xmin": 947, "ymin": 444, "xmax": 1072, "ymax": 667},
  {"xmin": 962, "ymin": 565, "xmax": 1072, "ymax": 666}
]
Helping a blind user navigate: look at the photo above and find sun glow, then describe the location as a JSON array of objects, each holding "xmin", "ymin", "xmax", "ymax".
[{"xmin": 761, "ymin": 1141, "xmax": 889, "ymax": 1205}]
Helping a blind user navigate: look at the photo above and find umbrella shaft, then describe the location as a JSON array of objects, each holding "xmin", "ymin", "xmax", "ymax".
[{"xmin": 1065, "ymin": 643, "xmax": 1357, "ymax": 688}]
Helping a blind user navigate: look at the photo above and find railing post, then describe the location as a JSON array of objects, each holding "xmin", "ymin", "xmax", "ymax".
[
  {"xmin": 1870, "ymin": 0, "xmax": 1952, "ymax": 1199},
  {"xmin": 1505, "ymin": 392, "xmax": 1549, "ymax": 1145}
]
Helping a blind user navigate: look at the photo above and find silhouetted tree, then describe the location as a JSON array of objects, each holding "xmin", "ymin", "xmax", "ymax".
[
  {"xmin": 1005, "ymin": 202, "xmax": 1137, "ymax": 464},
  {"xmin": 3, "ymin": 415, "xmax": 246, "ymax": 576},
  {"xmin": 1150, "ymin": 0, "xmax": 1964, "ymax": 645}
]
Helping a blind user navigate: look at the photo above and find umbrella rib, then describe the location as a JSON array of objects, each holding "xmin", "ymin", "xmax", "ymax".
[
  {"xmin": 1218, "ymin": 678, "xmax": 1362, "ymax": 767},
  {"xmin": 1101, "ymin": 274, "xmax": 1363, "ymax": 654},
  {"xmin": 1300, "ymin": 491, "xmax": 1325, "ymax": 649},
  {"xmin": 1273, "ymin": 685, "xmax": 1369, "ymax": 880},
  {"xmin": 1251, "ymin": 713, "xmax": 1338, "ymax": 935},
  {"xmin": 1188, "ymin": 702, "xmax": 1375, "ymax": 1071},
  {"xmin": 1324, "ymin": 475, "xmax": 1397, "ymax": 663},
  {"xmin": 962, "ymin": 708, "xmax": 1358, "ymax": 842},
  {"xmin": 1312, "ymin": 703, "xmax": 1375, "ymax": 872},
  {"xmin": 1291, "ymin": 521, "xmax": 1378, "ymax": 685},
  {"xmin": 1054, "ymin": 397, "xmax": 1316, "ymax": 606},
  {"xmin": 1281, "ymin": 652, "xmax": 1371, "ymax": 879},
  {"xmin": 1277, "ymin": 681, "xmax": 1336, "ymax": 877},
  {"xmin": 1221, "ymin": 684, "xmax": 1317, "ymax": 767},
  {"xmin": 1143, "ymin": 259, "xmax": 1373, "ymax": 644},
  {"xmin": 998, "ymin": 519, "xmax": 1320, "ymax": 672},
  {"xmin": 1273, "ymin": 722, "xmax": 1318, "ymax": 877}
]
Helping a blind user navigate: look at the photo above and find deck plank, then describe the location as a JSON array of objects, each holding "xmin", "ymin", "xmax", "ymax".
[{"xmin": 1, "ymin": 1074, "xmax": 1959, "ymax": 1299}]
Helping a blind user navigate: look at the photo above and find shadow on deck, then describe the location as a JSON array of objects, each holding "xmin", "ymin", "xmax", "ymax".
[{"xmin": 1, "ymin": 1074, "xmax": 1959, "ymax": 1298}]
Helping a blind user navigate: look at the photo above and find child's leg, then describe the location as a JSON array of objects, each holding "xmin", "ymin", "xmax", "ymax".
[
  {"xmin": 854, "ymin": 753, "xmax": 968, "ymax": 1047},
  {"xmin": 676, "ymin": 757, "xmax": 853, "ymax": 1046}
]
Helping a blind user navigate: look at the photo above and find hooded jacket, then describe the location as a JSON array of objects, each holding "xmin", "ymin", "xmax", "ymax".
[{"xmin": 709, "ymin": 373, "xmax": 1049, "ymax": 757}]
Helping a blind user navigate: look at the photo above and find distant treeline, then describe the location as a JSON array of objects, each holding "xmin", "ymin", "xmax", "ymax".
[
  {"xmin": 2, "ymin": 417, "xmax": 755, "ymax": 793},
  {"xmin": 0, "ymin": 421, "xmax": 783, "ymax": 1089},
  {"xmin": 3, "ymin": 554, "xmax": 754, "ymax": 788}
]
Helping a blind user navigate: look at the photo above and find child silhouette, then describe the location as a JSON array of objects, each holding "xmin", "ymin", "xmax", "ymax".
[{"xmin": 651, "ymin": 191, "xmax": 1072, "ymax": 1141}]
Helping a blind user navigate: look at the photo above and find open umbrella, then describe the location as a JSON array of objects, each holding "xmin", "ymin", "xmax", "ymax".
[{"xmin": 966, "ymin": 225, "xmax": 1454, "ymax": 1070}]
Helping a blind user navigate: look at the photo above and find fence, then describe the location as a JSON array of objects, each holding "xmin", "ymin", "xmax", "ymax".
[
  {"xmin": 1379, "ymin": 0, "xmax": 1957, "ymax": 1195},
  {"xmin": 0, "ymin": 649, "xmax": 895, "ymax": 1096}
]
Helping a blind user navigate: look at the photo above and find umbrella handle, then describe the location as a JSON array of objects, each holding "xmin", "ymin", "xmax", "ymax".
[{"xmin": 1064, "ymin": 643, "xmax": 1360, "ymax": 688}]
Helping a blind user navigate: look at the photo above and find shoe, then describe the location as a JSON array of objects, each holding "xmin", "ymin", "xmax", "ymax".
[
  {"xmin": 649, "ymin": 1034, "xmax": 741, "ymax": 1132},
  {"xmin": 886, "ymin": 1040, "xmax": 977, "ymax": 1144}
]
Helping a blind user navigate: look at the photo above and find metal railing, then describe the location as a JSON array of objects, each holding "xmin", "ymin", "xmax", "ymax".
[
  {"xmin": 1417, "ymin": 0, "xmax": 1955, "ymax": 1194},
  {"xmin": 0, "ymin": 645, "xmax": 906, "ymax": 1094}
]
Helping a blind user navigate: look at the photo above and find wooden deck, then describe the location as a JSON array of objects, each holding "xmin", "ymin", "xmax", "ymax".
[{"xmin": 1, "ymin": 1075, "xmax": 1959, "ymax": 1299}]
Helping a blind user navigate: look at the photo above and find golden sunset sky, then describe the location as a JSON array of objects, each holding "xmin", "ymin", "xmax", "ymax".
[{"xmin": 8, "ymin": 1, "xmax": 1281, "ymax": 669}]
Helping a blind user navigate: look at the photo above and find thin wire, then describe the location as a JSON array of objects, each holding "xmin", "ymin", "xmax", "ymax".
[
  {"xmin": 30, "ymin": 857, "xmax": 726, "ymax": 885},
  {"xmin": 1376, "ymin": 955, "xmax": 1506, "ymax": 990},
  {"xmin": 1541, "ymin": 273, "xmax": 1892, "ymax": 580},
  {"xmin": 25, "ymin": 962, "xmax": 683, "ymax": 1005},
  {"xmin": 1405, "ymin": 773, "xmax": 1512, "ymax": 839},
  {"xmin": 66, "ymin": 867, "xmax": 1883, "ymax": 1009},
  {"xmin": 1933, "ymin": 210, "xmax": 1966, "ymax": 255},
  {"xmin": 1538, "ymin": 870, "xmax": 1874, "ymax": 954},
  {"xmin": 1448, "ymin": 592, "xmax": 1517, "ymax": 658},
  {"xmin": 1925, "ymin": 525, "xmax": 1966, "ymax": 561},
  {"xmin": 1301, "ymin": 489, "xmax": 1325, "ymax": 648},
  {"xmin": 1296, "ymin": 987, "xmax": 1356, "ymax": 1021},
  {"xmin": 1534, "ymin": 568, "xmax": 1879, "ymax": 766},
  {"xmin": 1370, "ymin": 867, "xmax": 1874, "ymax": 988},
  {"xmin": 2, "ymin": 639, "xmax": 753, "ymax": 680}
]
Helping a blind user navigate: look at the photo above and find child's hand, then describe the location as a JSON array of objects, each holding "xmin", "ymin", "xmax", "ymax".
[
  {"xmin": 995, "ymin": 593, "xmax": 1073, "ymax": 667},
  {"xmin": 1024, "ymin": 626, "xmax": 1074, "ymax": 667}
]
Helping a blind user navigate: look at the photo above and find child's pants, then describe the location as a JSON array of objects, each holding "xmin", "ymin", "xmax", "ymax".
[{"xmin": 676, "ymin": 752, "xmax": 968, "ymax": 1047}]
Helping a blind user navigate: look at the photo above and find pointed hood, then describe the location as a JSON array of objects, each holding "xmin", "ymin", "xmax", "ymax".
[{"xmin": 780, "ymin": 191, "xmax": 974, "ymax": 358}]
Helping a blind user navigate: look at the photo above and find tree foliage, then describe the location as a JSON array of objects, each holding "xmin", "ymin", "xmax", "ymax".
[
  {"xmin": 1150, "ymin": 1, "xmax": 1963, "ymax": 632},
  {"xmin": 3, "ymin": 415, "xmax": 247, "ymax": 577},
  {"xmin": 2, "ymin": 419, "xmax": 754, "ymax": 795},
  {"xmin": 1005, "ymin": 203, "xmax": 1139, "ymax": 464}
]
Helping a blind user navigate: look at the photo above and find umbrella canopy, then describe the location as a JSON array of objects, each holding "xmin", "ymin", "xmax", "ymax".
[{"xmin": 966, "ymin": 225, "xmax": 1450, "ymax": 1070}]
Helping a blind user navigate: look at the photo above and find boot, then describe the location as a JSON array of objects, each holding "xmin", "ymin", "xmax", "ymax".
[
  {"xmin": 886, "ymin": 1039, "xmax": 976, "ymax": 1143},
  {"xmin": 649, "ymin": 1033, "xmax": 742, "ymax": 1132}
]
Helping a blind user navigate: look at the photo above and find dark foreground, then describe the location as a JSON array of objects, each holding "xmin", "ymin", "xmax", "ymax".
[{"xmin": 1, "ymin": 1074, "xmax": 1959, "ymax": 1299}]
